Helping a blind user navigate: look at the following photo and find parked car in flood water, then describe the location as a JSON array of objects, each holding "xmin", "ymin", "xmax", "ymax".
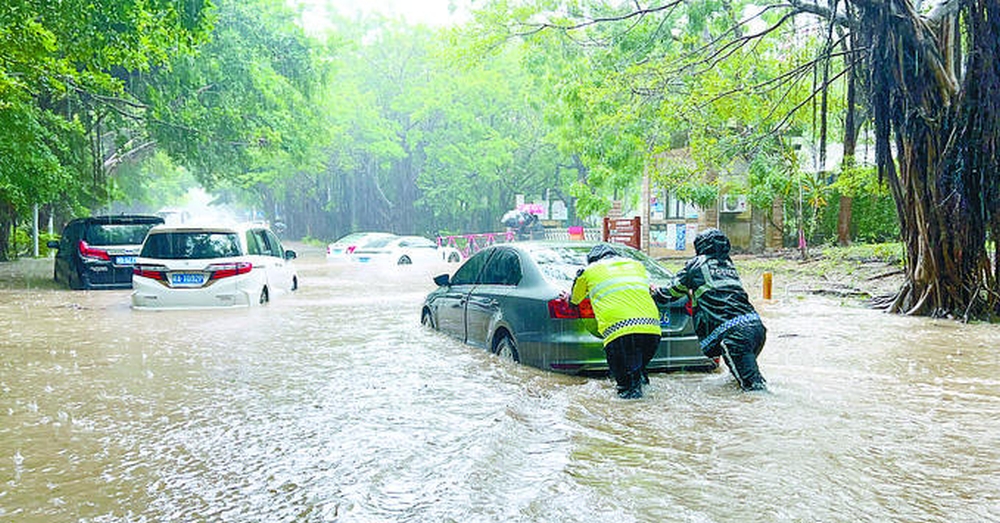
[
  {"xmin": 131, "ymin": 224, "xmax": 297, "ymax": 309},
  {"xmin": 326, "ymin": 232, "xmax": 397, "ymax": 262},
  {"xmin": 420, "ymin": 241, "xmax": 717, "ymax": 375},
  {"xmin": 351, "ymin": 235, "xmax": 463, "ymax": 266},
  {"xmin": 48, "ymin": 215, "xmax": 165, "ymax": 290}
]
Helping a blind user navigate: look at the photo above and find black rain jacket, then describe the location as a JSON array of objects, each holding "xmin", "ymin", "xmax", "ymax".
[{"xmin": 653, "ymin": 229, "xmax": 759, "ymax": 349}]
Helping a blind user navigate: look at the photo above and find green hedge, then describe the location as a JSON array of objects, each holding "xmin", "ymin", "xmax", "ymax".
[{"xmin": 783, "ymin": 190, "xmax": 899, "ymax": 246}]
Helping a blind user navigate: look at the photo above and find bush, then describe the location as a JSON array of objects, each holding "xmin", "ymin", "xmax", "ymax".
[
  {"xmin": 12, "ymin": 226, "xmax": 58, "ymax": 258},
  {"xmin": 814, "ymin": 190, "xmax": 900, "ymax": 244}
]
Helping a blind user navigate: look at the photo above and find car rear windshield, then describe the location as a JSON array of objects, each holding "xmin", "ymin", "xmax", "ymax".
[
  {"xmin": 529, "ymin": 245, "xmax": 674, "ymax": 283},
  {"xmin": 141, "ymin": 232, "xmax": 242, "ymax": 259},
  {"xmin": 85, "ymin": 224, "xmax": 158, "ymax": 246},
  {"xmin": 363, "ymin": 237, "xmax": 397, "ymax": 248}
]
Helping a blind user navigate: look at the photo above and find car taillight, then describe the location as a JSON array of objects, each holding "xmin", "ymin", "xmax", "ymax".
[
  {"xmin": 133, "ymin": 264, "xmax": 168, "ymax": 281},
  {"xmin": 78, "ymin": 240, "xmax": 110, "ymax": 261},
  {"xmin": 207, "ymin": 262, "xmax": 252, "ymax": 280},
  {"xmin": 577, "ymin": 298, "xmax": 595, "ymax": 318},
  {"xmin": 548, "ymin": 298, "xmax": 595, "ymax": 319},
  {"xmin": 347, "ymin": 245, "xmax": 356, "ymax": 254}
]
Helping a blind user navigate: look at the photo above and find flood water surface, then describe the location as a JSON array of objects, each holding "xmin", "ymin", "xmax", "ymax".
[{"xmin": 1, "ymin": 250, "xmax": 998, "ymax": 522}]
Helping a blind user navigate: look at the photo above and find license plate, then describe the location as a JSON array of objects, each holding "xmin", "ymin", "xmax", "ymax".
[
  {"xmin": 171, "ymin": 273, "xmax": 205, "ymax": 286},
  {"xmin": 116, "ymin": 256, "xmax": 137, "ymax": 266}
]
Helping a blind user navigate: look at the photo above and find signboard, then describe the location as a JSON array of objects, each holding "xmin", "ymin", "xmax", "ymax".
[
  {"xmin": 550, "ymin": 200, "xmax": 568, "ymax": 220},
  {"xmin": 650, "ymin": 222, "xmax": 692, "ymax": 251}
]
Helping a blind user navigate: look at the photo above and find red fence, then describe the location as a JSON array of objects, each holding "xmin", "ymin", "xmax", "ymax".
[{"xmin": 603, "ymin": 216, "xmax": 641, "ymax": 250}]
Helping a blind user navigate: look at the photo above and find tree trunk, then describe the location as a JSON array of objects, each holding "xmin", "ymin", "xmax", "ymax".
[
  {"xmin": 0, "ymin": 200, "xmax": 13, "ymax": 261},
  {"xmin": 862, "ymin": 0, "xmax": 998, "ymax": 319},
  {"xmin": 837, "ymin": 21, "xmax": 859, "ymax": 246}
]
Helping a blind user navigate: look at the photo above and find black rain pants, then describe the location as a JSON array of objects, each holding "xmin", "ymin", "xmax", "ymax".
[
  {"xmin": 706, "ymin": 320, "xmax": 767, "ymax": 391},
  {"xmin": 604, "ymin": 333, "xmax": 661, "ymax": 399}
]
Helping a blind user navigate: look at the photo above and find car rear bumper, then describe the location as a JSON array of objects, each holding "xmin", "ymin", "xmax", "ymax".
[
  {"xmin": 130, "ymin": 276, "xmax": 257, "ymax": 309},
  {"xmin": 517, "ymin": 331, "xmax": 716, "ymax": 375},
  {"xmin": 79, "ymin": 262, "xmax": 135, "ymax": 289}
]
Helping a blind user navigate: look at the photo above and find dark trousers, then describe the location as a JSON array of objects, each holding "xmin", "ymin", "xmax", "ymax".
[
  {"xmin": 604, "ymin": 333, "xmax": 661, "ymax": 398},
  {"xmin": 705, "ymin": 320, "xmax": 767, "ymax": 391}
]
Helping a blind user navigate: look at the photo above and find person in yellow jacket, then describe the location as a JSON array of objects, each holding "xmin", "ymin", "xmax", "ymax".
[{"xmin": 568, "ymin": 243, "xmax": 662, "ymax": 399}]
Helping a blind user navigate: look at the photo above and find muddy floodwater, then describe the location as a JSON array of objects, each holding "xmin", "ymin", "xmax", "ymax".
[{"xmin": 1, "ymin": 247, "xmax": 998, "ymax": 522}]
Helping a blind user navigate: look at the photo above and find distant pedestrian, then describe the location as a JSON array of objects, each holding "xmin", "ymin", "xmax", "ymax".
[
  {"xmin": 652, "ymin": 228, "xmax": 767, "ymax": 391},
  {"xmin": 568, "ymin": 243, "xmax": 662, "ymax": 399}
]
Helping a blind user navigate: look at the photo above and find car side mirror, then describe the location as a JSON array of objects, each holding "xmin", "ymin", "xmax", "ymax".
[
  {"xmin": 46, "ymin": 240, "xmax": 60, "ymax": 250},
  {"xmin": 433, "ymin": 273, "xmax": 450, "ymax": 287},
  {"xmin": 284, "ymin": 250, "xmax": 297, "ymax": 260}
]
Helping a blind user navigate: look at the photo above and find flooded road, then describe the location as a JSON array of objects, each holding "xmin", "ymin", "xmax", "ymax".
[{"xmin": 1, "ymin": 247, "xmax": 998, "ymax": 522}]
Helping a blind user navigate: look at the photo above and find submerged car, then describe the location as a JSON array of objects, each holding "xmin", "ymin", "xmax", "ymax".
[
  {"xmin": 131, "ymin": 224, "xmax": 297, "ymax": 309},
  {"xmin": 326, "ymin": 232, "xmax": 396, "ymax": 262},
  {"xmin": 48, "ymin": 215, "xmax": 165, "ymax": 290},
  {"xmin": 420, "ymin": 241, "xmax": 717, "ymax": 375},
  {"xmin": 351, "ymin": 235, "xmax": 463, "ymax": 265}
]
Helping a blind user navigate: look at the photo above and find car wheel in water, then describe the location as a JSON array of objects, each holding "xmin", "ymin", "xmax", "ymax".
[
  {"xmin": 69, "ymin": 270, "xmax": 84, "ymax": 290},
  {"xmin": 398, "ymin": 255, "xmax": 412, "ymax": 265},
  {"xmin": 421, "ymin": 310, "xmax": 435, "ymax": 329},
  {"xmin": 493, "ymin": 333, "xmax": 520, "ymax": 363},
  {"xmin": 259, "ymin": 287, "xmax": 269, "ymax": 304}
]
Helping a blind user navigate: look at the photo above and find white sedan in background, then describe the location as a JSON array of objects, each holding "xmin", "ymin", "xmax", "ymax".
[
  {"xmin": 131, "ymin": 224, "xmax": 298, "ymax": 309},
  {"xmin": 350, "ymin": 235, "xmax": 463, "ymax": 266},
  {"xmin": 326, "ymin": 232, "xmax": 396, "ymax": 262}
]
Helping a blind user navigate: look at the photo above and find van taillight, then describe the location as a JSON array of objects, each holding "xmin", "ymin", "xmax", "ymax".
[
  {"xmin": 548, "ymin": 298, "xmax": 595, "ymax": 319},
  {"xmin": 78, "ymin": 240, "xmax": 110, "ymax": 261},
  {"xmin": 133, "ymin": 265, "xmax": 167, "ymax": 281},
  {"xmin": 207, "ymin": 262, "xmax": 252, "ymax": 280}
]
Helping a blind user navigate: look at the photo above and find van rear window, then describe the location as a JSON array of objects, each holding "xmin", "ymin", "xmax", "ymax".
[
  {"xmin": 85, "ymin": 224, "xmax": 157, "ymax": 246},
  {"xmin": 141, "ymin": 232, "xmax": 242, "ymax": 259}
]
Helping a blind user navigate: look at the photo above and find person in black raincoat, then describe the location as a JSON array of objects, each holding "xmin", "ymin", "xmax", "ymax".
[{"xmin": 651, "ymin": 228, "xmax": 767, "ymax": 391}]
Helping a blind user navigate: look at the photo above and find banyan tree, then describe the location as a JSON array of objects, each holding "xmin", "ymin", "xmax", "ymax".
[
  {"xmin": 862, "ymin": 0, "xmax": 997, "ymax": 319},
  {"xmin": 785, "ymin": 0, "xmax": 1000, "ymax": 319}
]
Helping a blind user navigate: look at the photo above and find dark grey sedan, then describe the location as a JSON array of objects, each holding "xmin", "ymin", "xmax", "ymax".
[{"xmin": 421, "ymin": 241, "xmax": 718, "ymax": 375}]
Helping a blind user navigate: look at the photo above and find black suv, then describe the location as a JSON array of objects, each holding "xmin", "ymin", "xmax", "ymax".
[{"xmin": 47, "ymin": 215, "xmax": 165, "ymax": 289}]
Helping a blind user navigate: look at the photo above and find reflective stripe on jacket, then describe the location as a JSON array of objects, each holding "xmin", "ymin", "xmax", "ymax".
[{"xmin": 570, "ymin": 257, "xmax": 661, "ymax": 346}]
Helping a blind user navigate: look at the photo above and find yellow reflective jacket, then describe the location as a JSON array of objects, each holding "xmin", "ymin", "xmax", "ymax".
[{"xmin": 570, "ymin": 256, "xmax": 661, "ymax": 346}]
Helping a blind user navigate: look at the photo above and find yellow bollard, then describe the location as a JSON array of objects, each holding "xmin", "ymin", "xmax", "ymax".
[{"xmin": 762, "ymin": 272, "xmax": 773, "ymax": 300}]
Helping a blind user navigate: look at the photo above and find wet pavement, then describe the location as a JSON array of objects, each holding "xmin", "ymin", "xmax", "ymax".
[{"xmin": 1, "ymin": 247, "xmax": 998, "ymax": 522}]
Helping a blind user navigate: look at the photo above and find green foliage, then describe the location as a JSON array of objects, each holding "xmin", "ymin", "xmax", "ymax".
[
  {"xmin": 832, "ymin": 156, "xmax": 888, "ymax": 198},
  {"xmin": 11, "ymin": 227, "xmax": 58, "ymax": 258},
  {"xmin": 111, "ymin": 151, "xmax": 197, "ymax": 210},
  {"xmin": 815, "ymin": 189, "xmax": 900, "ymax": 244},
  {"xmin": 0, "ymin": 0, "xmax": 213, "ymax": 258}
]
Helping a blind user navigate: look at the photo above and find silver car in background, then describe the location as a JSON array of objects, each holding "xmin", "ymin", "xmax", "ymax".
[{"xmin": 421, "ymin": 241, "xmax": 717, "ymax": 375}]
